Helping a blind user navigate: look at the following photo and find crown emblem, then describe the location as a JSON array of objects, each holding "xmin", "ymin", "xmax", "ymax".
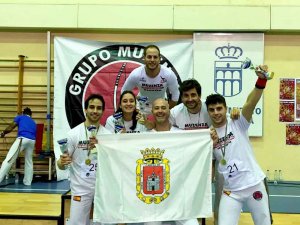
[
  {"xmin": 140, "ymin": 147, "xmax": 165, "ymax": 164},
  {"xmin": 215, "ymin": 43, "xmax": 243, "ymax": 59}
]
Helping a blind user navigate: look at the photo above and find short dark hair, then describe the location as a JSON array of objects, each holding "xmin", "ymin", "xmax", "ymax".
[
  {"xmin": 23, "ymin": 107, "xmax": 32, "ymax": 116},
  {"xmin": 84, "ymin": 94, "xmax": 105, "ymax": 110},
  {"xmin": 179, "ymin": 79, "xmax": 202, "ymax": 96},
  {"xmin": 205, "ymin": 94, "xmax": 227, "ymax": 108},
  {"xmin": 143, "ymin": 45, "xmax": 160, "ymax": 57}
]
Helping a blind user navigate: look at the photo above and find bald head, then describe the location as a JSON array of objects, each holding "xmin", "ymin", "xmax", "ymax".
[
  {"xmin": 152, "ymin": 98, "xmax": 170, "ymax": 124},
  {"xmin": 152, "ymin": 98, "xmax": 169, "ymax": 109}
]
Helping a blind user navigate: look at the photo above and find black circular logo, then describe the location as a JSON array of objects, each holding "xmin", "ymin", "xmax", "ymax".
[{"xmin": 65, "ymin": 44, "xmax": 181, "ymax": 128}]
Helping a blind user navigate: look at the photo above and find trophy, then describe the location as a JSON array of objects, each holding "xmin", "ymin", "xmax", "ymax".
[
  {"xmin": 57, "ymin": 138, "xmax": 70, "ymax": 169},
  {"xmin": 87, "ymin": 125, "xmax": 97, "ymax": 156},
  {"xmin": 87, "ymin": 125, "xmax": 97, "ymax": 136},
  {"xmin": 241, "ymin": 57, "xmax": 274, "ymax": 80},
  {"xmin": 57, "ymin": 138, "xmax": 68, "ymax": 154},
  {"xmin": 137, "ymin": 96, "xmax": 148, "ymax": 113}
]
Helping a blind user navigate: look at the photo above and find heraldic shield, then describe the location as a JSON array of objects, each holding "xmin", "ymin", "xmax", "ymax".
[{"xmin": 136, "ymin": 147, "xmax": 170, "ymax": 204}]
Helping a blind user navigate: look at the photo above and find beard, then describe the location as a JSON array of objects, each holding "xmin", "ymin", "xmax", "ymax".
[
  {"xmin": 185, "ymin": 100, "xmax": 200, "ymax": 111},
  {"xmin": 86, "ymin": 113, "xmax": 101, "ymax": 124}
]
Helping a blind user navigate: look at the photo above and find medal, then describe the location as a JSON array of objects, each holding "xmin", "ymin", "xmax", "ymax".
[
  {"xmin": 220, "ymin": 158, "xmax": 227, "ymax": 165},
  {"xmin": 85, "ymin": 158, "xmax": 91, "ymax": 165}
]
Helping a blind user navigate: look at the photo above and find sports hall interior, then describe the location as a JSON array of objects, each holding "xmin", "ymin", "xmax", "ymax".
[{"xmin": 0, "ymin": 0, "xmax": 300, "ymax": 225}]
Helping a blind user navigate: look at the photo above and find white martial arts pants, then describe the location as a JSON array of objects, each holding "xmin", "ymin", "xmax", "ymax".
[
  {"xmin": 213, "ymin": 161, "xmax": 224, "ymax": 225},
  {"xmin": 144, "ymin": 218, "xmax": 200, "ymax": 225},
  {"xmin": 0, "ymin": 137, "xmax": 35, "ymax": 185},
  {"xmin": 218, "ymin": 181, "xmax": 271, "ymax": 225},
  {"xmin": 69, "ymin": 193, "xmax": 116, "ymax": 225},
  {"xmin": 70, "ymin": 193, "xmax": 94, "ymax": 225}
]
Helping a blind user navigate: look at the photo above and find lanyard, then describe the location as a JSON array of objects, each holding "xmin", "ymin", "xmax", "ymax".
[
  {"xmin": 187, "ymin": 110, "xmax": 201, "ymax": 124},
  {"xmin": 219, "ymin": 122, "xmax": 228, "ymax": 165},
  {"xmin": 84, "ymin": 125, "xmax": 99, "ymax": 165}
]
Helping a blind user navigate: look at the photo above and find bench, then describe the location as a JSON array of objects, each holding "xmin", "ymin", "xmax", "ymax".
[{"xmin": 0, "ymin": 152, "xmax": 55, "ymax": 181}]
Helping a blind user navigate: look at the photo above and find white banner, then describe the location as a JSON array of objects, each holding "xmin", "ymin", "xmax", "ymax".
[
  {"xmin": 94, "ymin": 130, "xmax": 213, "ymax": 223},
  {"xmin": 193, "ymin": 33, "xmax": 264, "ymax": 136},
  {"xmin": 54, "ymin": 37, "xmax": 194, "ymax": 180}
]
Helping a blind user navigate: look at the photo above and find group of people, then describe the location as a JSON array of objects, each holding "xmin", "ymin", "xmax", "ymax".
[
  {"xmin": 57, "ymin": 45, "xmax": 273, "ymax": 225},
  {"xmin": 0, "ymin": 44, "xmax": 272, "ymax": 225}
]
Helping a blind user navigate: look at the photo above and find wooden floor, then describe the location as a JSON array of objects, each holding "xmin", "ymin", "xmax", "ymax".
[
  {"xmin": 0, "ymin": 192, "xmax": 61, "ymax": 217},
  {"xmin": 205, "ymin": 213, "xmax": 300, "ymax": 225},
  {"xmin": 0, "ymin": 192, "xmax": 300, "ymax": 225},
  {"xmin": 0, "ymin": 219, "xmax": 56, "ymax": 225},
  {"xmin": 1, "ymin": 213, "xmax": 300, "ymax": 225},
  {"xmin": 0, "ymin": 192, "xmax": 61, "ymax": 225}
]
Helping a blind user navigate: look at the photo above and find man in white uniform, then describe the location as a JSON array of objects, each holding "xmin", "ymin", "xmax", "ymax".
[
  {"xmin": 170, "ymin": 79, "xmax": 211, "ymax": 130},
  {"xmin": 170, "ymin": 79, "xmax": 223, "ymax": 225},
  {"xmin": 57, "ymin": 94, "xmax": 111, "ymax": 225},
  {"xmin": 205, "ymin": 65, "xmax": 272, "ymax": 225},
  {"xmin": 121, "ymin": 45, "xmax": 180, "ymax": 115}
]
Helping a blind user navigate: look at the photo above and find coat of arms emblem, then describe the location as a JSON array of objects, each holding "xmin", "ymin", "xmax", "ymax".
[{"xmin": 136, "ymin": 148, "xmax": 170, "ymax": 204}]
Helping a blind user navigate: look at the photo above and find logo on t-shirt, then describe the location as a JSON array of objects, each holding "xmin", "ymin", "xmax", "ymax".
[
  {"xmin": 215, "ymin": 131, "xmax": 235, "ymax": 149},
  {"xmin": 139, "ymin": 77, "xmax": 147, "ymax": 82},
  {"xmin": 184, "ymin": 123, "xmax": 209, "ymax": 130},
  {"xmin": 160, "ymin": 76, "xmax": 167, "ymax": 83}
]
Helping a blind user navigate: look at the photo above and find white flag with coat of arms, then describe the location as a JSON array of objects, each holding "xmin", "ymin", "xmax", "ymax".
[{"xmin": 93, "ymin": 130, "xmax": 213, "ymax": 223}]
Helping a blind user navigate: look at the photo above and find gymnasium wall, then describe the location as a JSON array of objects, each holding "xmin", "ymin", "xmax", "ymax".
[{"xmin": 0, "ymin": 0, "xmax": 299, "ymax": 181}]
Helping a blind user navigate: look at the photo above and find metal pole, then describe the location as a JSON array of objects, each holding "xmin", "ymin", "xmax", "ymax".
[
  {"xmin": 46, "ymin": 31, "xmax": 51, "ymax": 153},
  {"xmin": 17, "ymin": 55, "xmax": 25, "ymax": 114}
]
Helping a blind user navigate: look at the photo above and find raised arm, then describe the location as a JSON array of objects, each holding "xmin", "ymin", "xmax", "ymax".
[{"xmin": 242, "ymin": 65, "xmax": 270, "ymax": 122}]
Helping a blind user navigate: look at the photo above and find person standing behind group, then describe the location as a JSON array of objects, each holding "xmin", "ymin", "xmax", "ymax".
[
  {"xmin": 121, "ymin": 45, "xmax": 180, "ymax": 115},
  {"xmin": 0, "ymin": 107, "xmax": 36, "ymax": 186},
  {"xmin": 105, "ymin": 90, "xmax": 147, "ymax": 133},
  {"xmin": 205, "ymin": 65, "xmax": 272, "ymax": 225},
  {"xmin": 57, "ymin": 94, "xmax": 111, "ymax": 225}
]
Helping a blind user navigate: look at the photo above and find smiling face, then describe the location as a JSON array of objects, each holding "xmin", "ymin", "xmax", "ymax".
[
  {"xmin": 144, "ymin": 47, "xmax": 160, "ymax": 73},
  {"xmin": 120, "ymin": 92, "xmax": 136, "ymax": 115},
  {"xmin": 152, "ymin": 98, "xmax": 170, "ymax": 124},
  {"xmin": 207, "ymin": 103, "xmax": 227, "ymax": 128},
  {"xmin": 84, "ymin": 98, "xmax": 103, "ymax": 125},
  {"xmin": 181, "ymin": 87, "xmax": 201, "ymax": 113}
]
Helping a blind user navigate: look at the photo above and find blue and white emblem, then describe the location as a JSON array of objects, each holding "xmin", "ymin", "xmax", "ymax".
[{"xmin": 214, "ymin": 43, "xmax": 244, "ymax": 97}]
